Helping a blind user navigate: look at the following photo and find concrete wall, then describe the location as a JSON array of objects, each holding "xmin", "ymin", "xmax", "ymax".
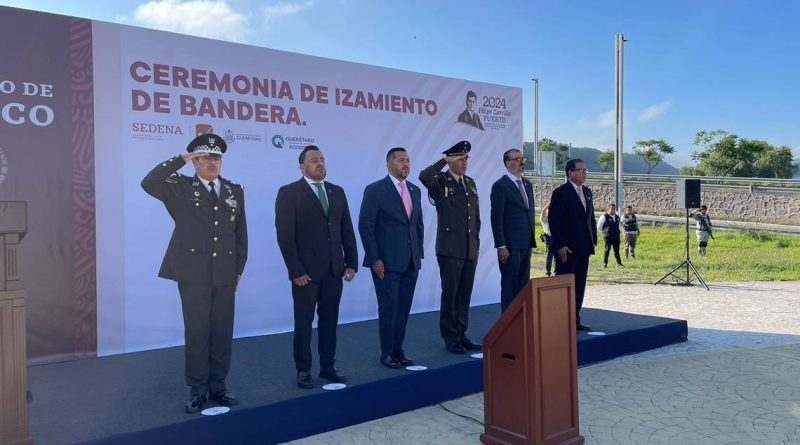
[{"xmin": 531, "ymin": 180, "xmax": 800, "ymax": 225}]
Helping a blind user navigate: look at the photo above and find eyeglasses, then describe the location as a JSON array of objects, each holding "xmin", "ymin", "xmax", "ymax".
[
  {"xmin": 509, "ymin": 157, "xmax": 526, "ymax": 162},
  {"xmin": 571, "ymin": 168, "xmax": 589, "ymax": 173}
]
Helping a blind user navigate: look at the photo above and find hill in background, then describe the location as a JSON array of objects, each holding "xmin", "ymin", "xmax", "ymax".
[{"xmin": 522, "ymin": 143, "xmax": 680, "ymax": 174}]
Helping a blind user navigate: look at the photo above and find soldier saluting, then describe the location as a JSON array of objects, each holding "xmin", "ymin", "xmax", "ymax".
[
  {"xmin": 141, "ymin": 133, "xmax": 247, "ymax": 414},
  {"xmin": 419, "ymin": 141, "xmax": 482, "ymax": 354}
]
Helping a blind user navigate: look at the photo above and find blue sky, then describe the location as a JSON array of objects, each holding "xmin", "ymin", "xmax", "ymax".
[{"xmin": 3, "ymin": 0, "xmax": 798, "ymax": 167}]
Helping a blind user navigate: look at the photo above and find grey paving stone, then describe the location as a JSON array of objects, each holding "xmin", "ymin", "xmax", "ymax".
[{"xmin": 286, "ymin": 282, "xmax": 800, "ymax": 445}]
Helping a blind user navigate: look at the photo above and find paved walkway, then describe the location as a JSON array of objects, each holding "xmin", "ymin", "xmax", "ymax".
[{"xmin": 284, "ymin": 281, "xmax": 800, "ymax": 445}]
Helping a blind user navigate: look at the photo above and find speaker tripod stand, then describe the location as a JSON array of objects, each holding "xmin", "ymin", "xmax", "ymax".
[{"xmin": 654, "ymin": 208, "xmax": 709, "ymax": 290}]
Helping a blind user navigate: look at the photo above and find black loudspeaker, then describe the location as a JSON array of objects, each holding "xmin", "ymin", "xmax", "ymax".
[{"xmin": 676, "ymin": 179, "xmax": 701, "ymax": 208}]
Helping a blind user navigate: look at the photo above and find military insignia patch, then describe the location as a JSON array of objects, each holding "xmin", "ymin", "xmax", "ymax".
[{"xmin": 225, "ymin": 197, "xmax": 238, "ymax": 208}]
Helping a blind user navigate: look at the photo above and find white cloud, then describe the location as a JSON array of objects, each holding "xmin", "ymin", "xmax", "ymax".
[
  {"xmin": 263, "ymin": 1, "xmax": 313, "ymax": 24},
  {"xmin": 638, "ymin": 101, "xmax": 671, "ymax": 123},
  {"xmin": 577, "ymin": 108, "xmax": 616, "ymax": 129},
  {"xmin": 131, "ymin": 0, "xmax": 250, "ymax": 42}
]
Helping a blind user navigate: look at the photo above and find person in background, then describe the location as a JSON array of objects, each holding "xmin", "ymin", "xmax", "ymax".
[
  {"xmin": 597, "ymin": 203, "xmax": 624, "ymax": 268},
  {"xmin": 622, "ymin": 205, "xmax": 640, "ymax": 259},
  {"xmin": 540, "ymin": 202, "xmax": 555, "ymax": 276},
  {"xmin": 690, "ymin": 204, "xmax": 713, "ymax": 255}
]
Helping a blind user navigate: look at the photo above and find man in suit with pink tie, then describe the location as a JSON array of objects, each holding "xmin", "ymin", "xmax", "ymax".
[
  {"xmin": 358, "ymin": 147, "xmax": 425, "ymax": 369},
  {"xmin": 547, "ymin": 159, "xmax": 597, "ymax": 331}
]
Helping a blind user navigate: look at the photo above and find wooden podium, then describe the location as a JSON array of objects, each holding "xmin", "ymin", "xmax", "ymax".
[
  {"xmin": 0, "ymin": 202, "xmax": 33, "ymax": 445},
  {"xmin": 481, "ymin": 274, "xmax": 584, "ymax": 445}
]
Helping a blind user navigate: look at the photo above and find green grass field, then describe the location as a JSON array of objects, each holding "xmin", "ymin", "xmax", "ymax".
[{"xmin": 531, "ymin": 226, "xmax": 800, "ymax": 284}]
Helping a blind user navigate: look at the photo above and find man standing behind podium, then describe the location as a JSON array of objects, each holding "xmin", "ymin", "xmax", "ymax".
[
  {"xmin": 490, "ymin": 148, "xmax": 536, "ymax": 312},
  {"xmin": 275, "ymin": 145, "xmax": 358, "ymax": 389},
  {"xmin": 141, "ymin": 133, "xmax": 247, "ymax": 413},
  {"xmin": 548, "ymin": 159, "xmax": 597, "ymax": 331},
  {"xmin": 358, "ymin": 147, "xmax": 424, "ymax": 369},
  {"xmin": 419, "ymin": 141, "xmax": 482, "ymax": 354}
]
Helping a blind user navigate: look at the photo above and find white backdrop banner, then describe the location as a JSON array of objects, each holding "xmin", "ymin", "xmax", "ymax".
[{"xmin": 92, "ymin": 23, "xmax": 522, "ymax": 355}]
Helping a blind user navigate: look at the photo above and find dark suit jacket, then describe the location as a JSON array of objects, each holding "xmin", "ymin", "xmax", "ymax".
[
  {"xmin": 457, "ymin": 109, "xmax": 485, "ymax": 130},
  {"xmin": 358, "ymin": 175, "xmax": 424, "ymax": 273},
  {"xmin": 548, "ymin": 181, "xmax": 597, "ymax": 258},
  {"xmin": 275, "ymin": 178, "xmax": 358, "ymax": 281},
  {"xmin": 419, "ymin": 159, "xmax": 481, "ymax": 261},
  {"xmin": 490, "ymin": 175, "xmax": 537, "ymax": 250},
  {"xmin": 141, "ymin": 155, "xmax": 247, "ymax": 285}
]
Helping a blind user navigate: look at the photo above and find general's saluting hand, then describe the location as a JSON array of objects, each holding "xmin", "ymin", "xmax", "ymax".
[{"xmin": 182, "ymin": 152, "xmax": 205, "ymax": 162}]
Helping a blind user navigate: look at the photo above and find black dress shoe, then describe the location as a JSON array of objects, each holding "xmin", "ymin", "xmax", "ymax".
[
  {"xmin": 297, "ymin": 371, "xmax": 314, "ymax": 389},
  {"xmin": 393, "ymin": 351, "xmax": 414, "ymax": 367},
  {"xmin": 380, "ymin": 354, "xmax": 402, "ymax": 369},
  {"xmin": 446, "ymin": 342, "xmax": 466, "ymax": 354},
  {"xmin": 576, "ymin": 323, "xmax": 592, "ymax": 331},
  {"xmin": 185, "ymin": 394, "xmax": 207, "ymax": 414},
  {"xmin": 460, "ymin": 338, "xmax": 482, "ymax": 351},
  {"xmin": 209, "ymin": 391, "xmax": 239, "ymax": 406},
  {"xmin": 319, "ymin": 367, "xmax": 347, "ymax": 383}
]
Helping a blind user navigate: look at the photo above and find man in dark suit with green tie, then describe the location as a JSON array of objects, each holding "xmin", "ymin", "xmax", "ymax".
[
  {"xmin": 419, "ymin": 141, "xmax": 482, "ymax": 354},
  {"xmin": 141, "ymin": 133, "xmax": 247, "ymax": 413},
  {"xmin": 275, "ymin": 145, "xmax": 359, "ymax": 389}
]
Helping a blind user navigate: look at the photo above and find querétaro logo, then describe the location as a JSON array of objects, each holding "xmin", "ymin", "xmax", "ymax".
[
  {"xmin": 223, "ymin": 129, "xmax": 236, "ymax": 144},
  {"xmin": 272, "ymin": 134, "xmax": 315, "ymax": 150}
]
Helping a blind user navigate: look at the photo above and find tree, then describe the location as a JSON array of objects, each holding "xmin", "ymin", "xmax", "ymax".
[
  {"xmin": 753, "ymin": 144, "xmax": 798, "ymax": 178},
  {"xmin": 632, "ymin": 138, "xmax": 676, "ymax": 174},
  {"xmin": 687, "ymin": 129, "xmax": 798, "ymax": 178},
  {"xmin": 538, "ymin": 137, "xmax": 571, "ymax": 169},
  {"xmin": 596, "ymin": 149, "xmax": 615, "ymax": 173}
]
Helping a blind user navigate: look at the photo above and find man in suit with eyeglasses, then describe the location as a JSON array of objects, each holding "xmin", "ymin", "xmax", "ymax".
[{"xmin": 547, "ymin": 159, "xmax": 597, "ymax": 331}]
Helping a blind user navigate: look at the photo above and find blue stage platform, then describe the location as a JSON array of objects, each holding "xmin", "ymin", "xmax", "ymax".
[{"xmin": 27, "ymin": 304, "xmax": 687, "ymax": 445}]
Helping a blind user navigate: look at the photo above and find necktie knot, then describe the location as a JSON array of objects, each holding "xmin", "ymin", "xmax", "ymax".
[{"xmin": 209, "ymin": 181, "xmax": 218, "ymax": 200}]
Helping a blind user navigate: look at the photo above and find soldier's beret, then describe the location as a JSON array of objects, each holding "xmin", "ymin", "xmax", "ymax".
[
  {"xmin": 442, "ymin": 140, "xmax": 471, "ymax": 156},
  {"xmin": 187, "ymin": 133, "xmax": 227, "ymax": 157}
]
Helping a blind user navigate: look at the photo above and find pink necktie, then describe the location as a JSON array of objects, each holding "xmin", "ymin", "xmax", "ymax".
[
  {"xmin": 399, "ymin": 181, "xmax": 412, "ymax": 219},
  {"xmin": 578, "ymin": 185, "xmax": 586, "ymax": 212},
  {"xmin": 578, "ymin": 185, "xmax": 587, "ymax": 211},
  {"xmin": 516, "ymin": 179, "xmax": 529, "ymax": 209}
]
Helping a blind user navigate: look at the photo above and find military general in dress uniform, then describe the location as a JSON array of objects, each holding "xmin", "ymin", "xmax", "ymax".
[
  {"xmin": 141, "ymin": 133, "xmax": 247, "ymax": 414},
  {"xmin": 419, "ymin": 141, "xmax": 482, "ymax": 354}
]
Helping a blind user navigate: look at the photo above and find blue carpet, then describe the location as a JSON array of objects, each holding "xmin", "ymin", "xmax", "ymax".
[{"xmin": 27, "ymin": 305, "xmax": 686, "ymax": 445}]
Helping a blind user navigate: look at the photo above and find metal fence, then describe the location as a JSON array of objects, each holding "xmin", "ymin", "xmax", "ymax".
[{"xmin": 524, "ymin": 171, "xmax": 800, "ymax": 194}]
